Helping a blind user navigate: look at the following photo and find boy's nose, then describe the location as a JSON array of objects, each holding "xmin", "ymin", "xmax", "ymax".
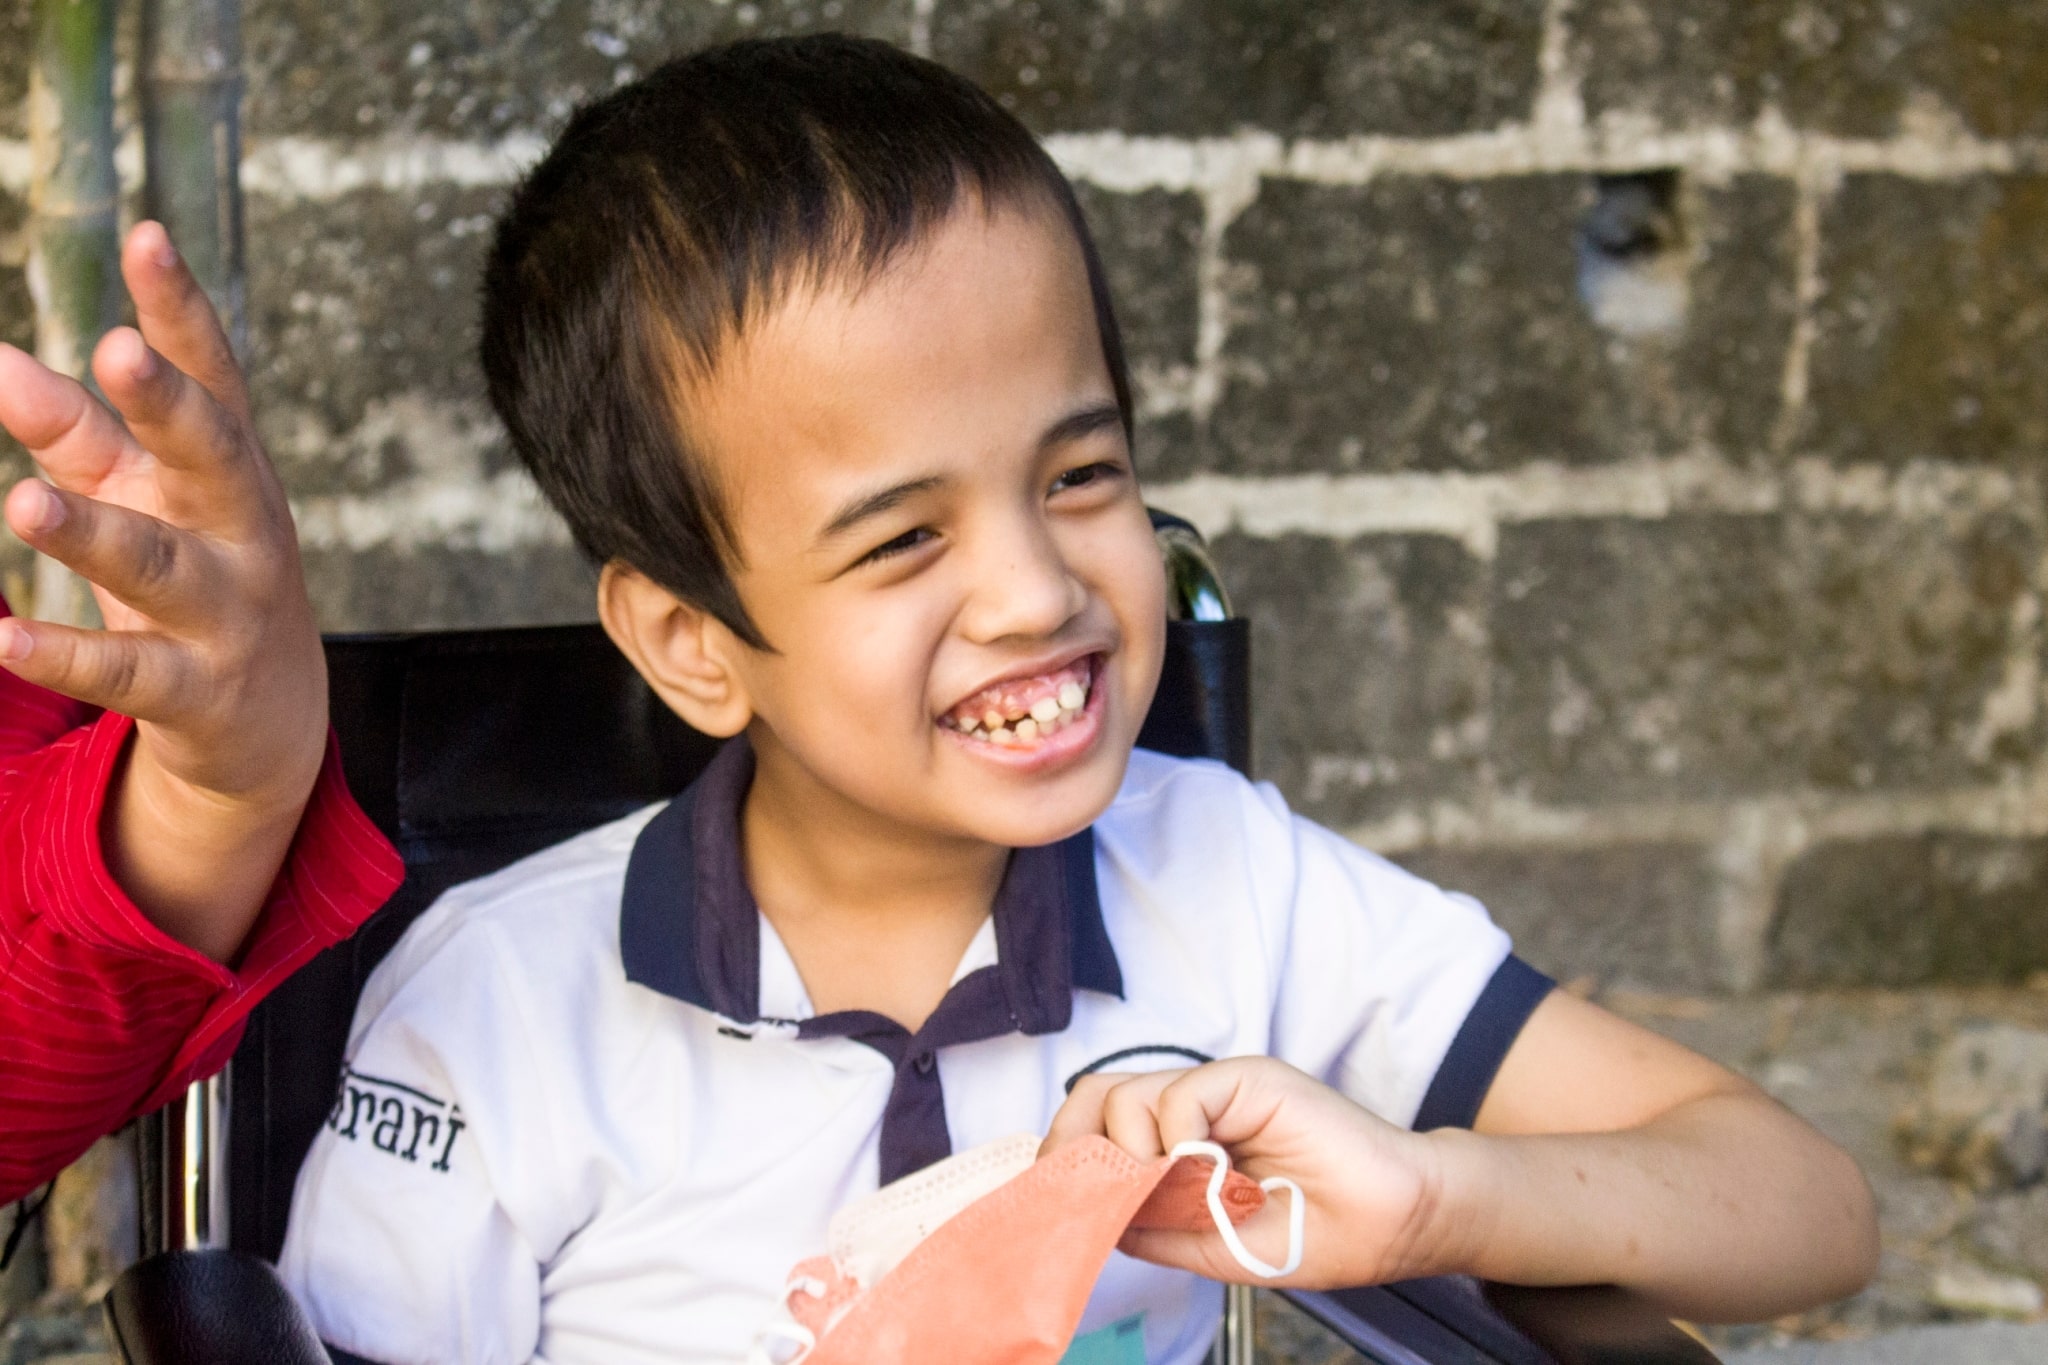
[{"xmin": 959, "ymin": 517, "xmax": 1088, "ymax": 644}]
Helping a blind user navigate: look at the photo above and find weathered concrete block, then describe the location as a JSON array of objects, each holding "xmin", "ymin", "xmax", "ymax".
[
  {"xmin": 1212, "ymin": 175, "xmax": 1796, "ymax": 475},
  {"xmin": 1071, "ymin": 185, "xmax": 1202, "ymax": 480},
  {"xmin": 243, "ymin": 0, "xmax": 910, "ymax": 141},
  {"xmin": 933, "ymin": 0, "xmax": 1542, "ymax": 138},
  {"xmin": 1570, "ymin": 1, "xmax": 2048, "ymax": 141},
  {"xmin": 302, "ymin": 543, "xmax": 596, "ymax": 632},
  {"xmin": 1771, "ymin": 834, "xmax": 2048, "ymax": 987},
  {"xmin": 245, "ymin": 186, "xmax": 504, "ymax": 490},
  {"xmin": 1804, "ymin": 174, "xmax": 2048, "ymax": 468},
  {"xmin": 3, "ymin": 183, "xmax": 40, "ymax": 601},
  {"xmin": 1493, "ymin": 512, "xmax": 2039, "ymax": 804},
  {"xmin": 1398, "ymin": 842, "xmax": 1723, "ymax": 991},
  {"xmin": 0, "ymin": 0, "xmax": 27, "ymax": 140},
  {"xmin": 1, "ymin": 181, "xmax": 30, "ymax": 483},
  {"xmin": 1210, "ymin": 530, "xmax": 1485, "ymax": 828},
  {"xmin": 1072, "ymin": 184, "xmax": 1200, "ymax": 383},
  {"xmin": 1893, "ymin": 1023, "xmax": 2048, "ymax": 1191}
]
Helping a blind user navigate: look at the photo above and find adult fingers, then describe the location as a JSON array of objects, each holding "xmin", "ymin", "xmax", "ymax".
[
  {"xmin": 123, "ymin": 221, "xmax": 251, "ymax": 425},
  {"xmin": 91, "ymin": 328, "xmax": 270, "ymax": 531},
  {"xmin": 0, "ymin": 615, "xmax": 197, "ymax": 721},
  {"xmin": 0, "ymin": 344, "xmax": 146, "ymax": 492},
  {"xmin": 5, "ymin": 480, "xmax": 222, "ymax": 626}
]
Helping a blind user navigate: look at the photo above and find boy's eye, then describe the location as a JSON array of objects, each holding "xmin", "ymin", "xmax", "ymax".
[
  {"xmin": 858, "ymin": 527, "xmax": 936, "ymax": 566},
  {"xmin": 1051, "ymin": 462, "xmax": 1122, "ymax": 494}
]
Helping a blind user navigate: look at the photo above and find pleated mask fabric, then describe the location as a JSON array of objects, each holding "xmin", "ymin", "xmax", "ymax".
[{"xmin": 750, "ymin": 1135, "xmax": 1301, "ymax": 1365}]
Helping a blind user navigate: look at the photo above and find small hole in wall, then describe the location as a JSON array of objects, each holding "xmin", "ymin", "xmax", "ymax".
[{"xmin": 1576, "ymin": 170, "xmax": 1690, "ymax": 339}]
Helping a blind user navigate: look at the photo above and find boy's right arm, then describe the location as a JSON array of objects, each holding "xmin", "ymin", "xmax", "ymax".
[{"xmin": 278, "ymin": 926, "xmax": 551, "ymax": 1365}]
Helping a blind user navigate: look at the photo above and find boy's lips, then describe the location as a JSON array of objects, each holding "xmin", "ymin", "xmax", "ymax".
[{"xmin": 940, "ymin": 654, "xmax": 1099, "ymax": 748}]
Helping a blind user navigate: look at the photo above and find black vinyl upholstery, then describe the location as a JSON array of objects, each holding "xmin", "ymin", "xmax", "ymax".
[{"xmin": 103, "ymin": 1250, "xmax": 332, "ymax": 1365}]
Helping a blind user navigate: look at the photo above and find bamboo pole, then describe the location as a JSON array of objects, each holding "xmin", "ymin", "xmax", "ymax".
[
  {"xmin": 25, "ymin": 0, "xmax": 121, "ymax": 627},
  {"xmin": 142, "ymin": 0, "xmax": 244, "ymax": 357}
]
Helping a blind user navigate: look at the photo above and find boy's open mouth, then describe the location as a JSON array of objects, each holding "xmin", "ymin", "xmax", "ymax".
[{"xmin": 941, "ymin": 656, "xmax": 1096, "ymax": 747}]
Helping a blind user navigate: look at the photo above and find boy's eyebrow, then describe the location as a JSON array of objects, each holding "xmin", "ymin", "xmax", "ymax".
[
  {"xmin": 818, "ymin": 475, "xmax": 950, "ymax": 543},
  {"xmin": 814, "ymin": 401, "xmax": 1125, "ymax": 546},
  {"xmin": 1039, "ymin": 401, "xmax": 1125, "ymax": 451}
]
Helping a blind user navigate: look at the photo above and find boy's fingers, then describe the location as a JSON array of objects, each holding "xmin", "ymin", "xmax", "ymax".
[
  {"xmin": 123, "ymin": 222, "xmax": 252, "ymax": 425},
  {"xmin": 1119, "ymin": 1211, "xmax": 1302, "ymax": 1286},
  {"xmin": 1100, "ymin": 1072, "xmax": 1180, "ymax": 1161},
  {"xmin": 5, "ymin": 480, "xmax": 221, "ymax": 625},
  {"xmin": 0, "ymin": 344, "xmax": 146, "ymax": 490},
  {"xmin": 0, "ymin": 616, "xmax": 195, "ymax": 721},
  {"xmin": 1153, "ymin": 1064, "xmax": 1248, "ymax": 1152},
  {"xmin": 1040, "ymin": 1073, "xmax": 1117, "ymax": 1156}
]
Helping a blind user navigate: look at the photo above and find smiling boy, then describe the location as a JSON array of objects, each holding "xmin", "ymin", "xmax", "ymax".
[{"xmin": 278, "ymin": 35, "xmax": 1876, "ymax": 1365}]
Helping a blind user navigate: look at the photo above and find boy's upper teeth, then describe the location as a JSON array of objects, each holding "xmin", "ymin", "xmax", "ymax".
[{"xmin": 949, "ymin": 660, "xmax": 1092, "ymax": 736}]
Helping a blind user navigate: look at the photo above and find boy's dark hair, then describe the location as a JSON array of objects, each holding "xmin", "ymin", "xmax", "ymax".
[{"xmin": 479, "ymin": 35, "xmax": 1133, "ymax": 648}]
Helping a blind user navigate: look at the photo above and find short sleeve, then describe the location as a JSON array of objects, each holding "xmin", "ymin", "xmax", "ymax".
[
  {"xmin": 1260, "ymin": 794, "xmax": 1549, "ymax": 1130},
  {"xmin": 280, "ymin": 921, "xmax": 564, "ymax": 1365}
]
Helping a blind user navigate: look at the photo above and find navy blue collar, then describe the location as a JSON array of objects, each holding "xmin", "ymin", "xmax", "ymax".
[{"xmin": 619, "ymin": 738, "xmax": 1123, "ymax": 1031}]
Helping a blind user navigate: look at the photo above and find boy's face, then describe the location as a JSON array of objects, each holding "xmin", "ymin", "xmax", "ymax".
[{"xmin": 690, "ymin": 201, "xmax": 1167, "ymax": 850}]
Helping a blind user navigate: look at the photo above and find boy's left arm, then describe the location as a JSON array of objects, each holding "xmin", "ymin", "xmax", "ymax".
[
  {"xmin": 1054, "ymin": 994, "xmax": 1879, "ymax": 1323},
  {"xmin": 1438, "ymin": 989, "xmax": 1879, "ymax": 1320}
]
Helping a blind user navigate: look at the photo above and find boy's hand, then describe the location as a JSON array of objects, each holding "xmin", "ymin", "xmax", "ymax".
[
  {"xmin": 1044, "ymin": 1058, "xmax": 1459, "ymax": 1290},
  {"xmin": 0, "ymin": 221, "xmax": 327, "ymax": 963},
  {"xmin": 1048, "ymin": 996, "xmax": 1879, "ymax": 1322}
]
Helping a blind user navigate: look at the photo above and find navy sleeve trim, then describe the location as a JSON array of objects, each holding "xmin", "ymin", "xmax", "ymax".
[{"xmin": 1412, "ymin": 955, "xmax": 1554, "ymax": 1132}]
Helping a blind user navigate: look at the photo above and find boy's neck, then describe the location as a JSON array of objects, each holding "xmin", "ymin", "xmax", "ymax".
[{"xmin": 739, "ymin": 733, "xmax": 1010, "ymax": 1030}]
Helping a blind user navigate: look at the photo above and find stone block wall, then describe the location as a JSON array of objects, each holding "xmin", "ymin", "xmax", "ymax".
[{"xmin": 5, "ymin": 0, "xmax": 2048, "ymax": 992}]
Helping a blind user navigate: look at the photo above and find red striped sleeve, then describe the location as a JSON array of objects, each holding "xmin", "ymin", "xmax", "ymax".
[{"xmin": 0, "ymin": 595, "xmax": 402, "ymax": 1204}]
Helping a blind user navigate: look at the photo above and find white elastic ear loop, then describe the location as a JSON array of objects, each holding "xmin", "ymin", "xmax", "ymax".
[
  {"xmin": 1167, "ymin": 1139, "xmax": 1305, "ymax": 1279},
  {"xmin": 746, "ymin": 1321, "xmax": 816, "ymax": 1365}
]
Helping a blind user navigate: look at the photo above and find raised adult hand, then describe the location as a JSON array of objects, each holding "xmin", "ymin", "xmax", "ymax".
[{"xmin": 0, "ymin": 221, "xmax": 328, "ymax": 961}]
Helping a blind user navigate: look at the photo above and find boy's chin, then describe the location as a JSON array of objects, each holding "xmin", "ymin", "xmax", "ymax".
[{"xmin": 944, "ymin": 743, "xmax": 1134, "ymax": 848}]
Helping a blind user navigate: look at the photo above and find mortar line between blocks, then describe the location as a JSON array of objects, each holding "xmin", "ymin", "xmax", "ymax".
[
  {"xmin": 5, "ymin": 117, "xmax": 2025, "ymax": 204},
  {"xmin": 1770, "ymin": 167, "xmax": 1832, "ymax": 456},
  {"xmin": 1531, "ymin": 0, "xmax": 1587, "ymax": 140},
  {"xmin": 1344, "ymin": 774, "xmax": 2048, "ymax": 860},
  {"xmin": 1144, "ymin": 456, "xmax": 2030, "ymax": 557},
  {"xmin": 906, "ymin": 0, "xmax": 936, "ymax": 59}
]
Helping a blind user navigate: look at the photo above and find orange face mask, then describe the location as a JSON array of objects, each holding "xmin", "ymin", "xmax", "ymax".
[{"xmin": 751, "ymin": 1137, "xmax": 1304, "ymax": 1365}]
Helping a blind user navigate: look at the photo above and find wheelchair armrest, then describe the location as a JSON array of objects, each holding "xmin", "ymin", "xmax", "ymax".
[
  {"xmin": 1279, "ymin": 1279, "xmax": 1720, "ymax": 1364},
  {"xmin": 103, "ymin": 1249, "xmax": 333, "ymax": 1365},
  {"xmin": 1481, "ymin": 1283, "xmax": 1721, "ymax": 1364}
]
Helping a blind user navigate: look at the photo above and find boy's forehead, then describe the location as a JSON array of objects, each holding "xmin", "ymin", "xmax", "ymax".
[{"xmin": 685, "ymin": 203, "xmax": 1111, "ymax": 545}]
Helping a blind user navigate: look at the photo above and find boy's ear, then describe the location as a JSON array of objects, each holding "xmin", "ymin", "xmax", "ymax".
[{"xmin": 597, "ymin": 561, "xmax": 755, "ymax": 738}]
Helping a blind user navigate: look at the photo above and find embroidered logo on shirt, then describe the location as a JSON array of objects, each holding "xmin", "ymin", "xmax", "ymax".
[{"xmin": 327, "ymin": 1065, "xmax": 466, "ymax": 1172}]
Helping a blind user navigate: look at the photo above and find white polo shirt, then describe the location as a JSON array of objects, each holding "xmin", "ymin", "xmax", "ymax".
[{"xmin": 279, "ymin": 741, "xmax": 1549, "ymax": 1365}]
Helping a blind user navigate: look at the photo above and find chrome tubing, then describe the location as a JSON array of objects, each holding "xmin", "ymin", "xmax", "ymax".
[
  {"xmin": 161, "ymin": 1071, "xmax": 229, "ymax": 1251},
  {"xmin": 1156, "ymin": 521, "xmax": 1233, "ymax": 624},
  {"xmin": 1211, "ymin": 1284, "xmax": 1256, "ymax": 1365}
]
